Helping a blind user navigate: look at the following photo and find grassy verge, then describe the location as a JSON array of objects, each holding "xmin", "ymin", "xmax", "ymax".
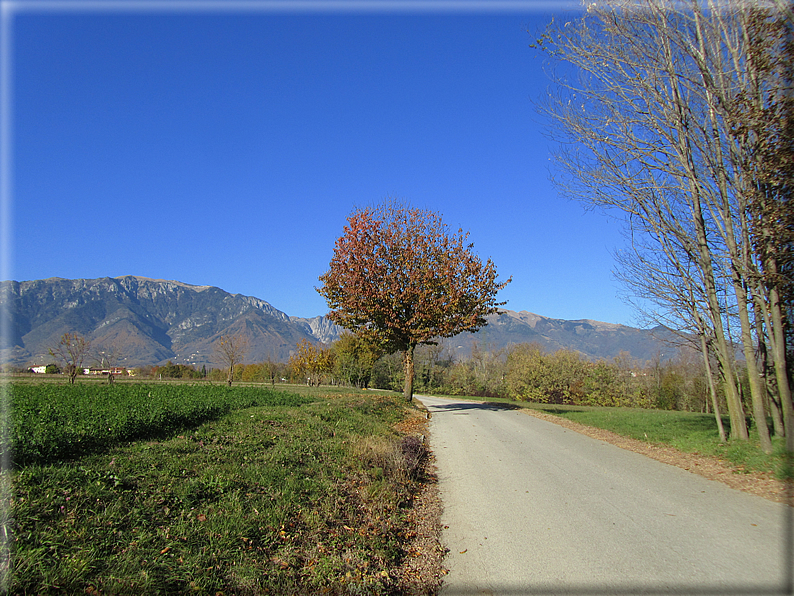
[
  {"xmin": 8, "ymin": 385, "xmax": 431, "ymax": 594},
  {"xmin": 427, "ymin": 394, "xmax": 792, "ymax": 479},
  {"xmin": 535, "ymin": 405, "xmax": 792, "ymax": 477}
]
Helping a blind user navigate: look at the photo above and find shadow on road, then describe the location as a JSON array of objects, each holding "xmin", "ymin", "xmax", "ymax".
[{"xmin": 420, "ymin": 400, "xmax": 523, "ymax": 412}]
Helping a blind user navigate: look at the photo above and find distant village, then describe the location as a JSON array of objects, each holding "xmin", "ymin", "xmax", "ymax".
[{"xmin": 28, "ymin": 365, "xmax": 134, "ymax": 377}]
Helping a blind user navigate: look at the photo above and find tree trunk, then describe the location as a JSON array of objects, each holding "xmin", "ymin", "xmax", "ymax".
[
  {"xmin": 753, "ymin": 292, "xmax": 785, "ymax": 437},
  {"xmin": 769, "ymin": 283, "xmax": 794, "ymax": 448},
  {"xmin": 732, "ymin": 280, "xmax": 773, "ymax": 453},
  {"xmin": 755, "ymin": 225, "xmax": 794, "ymax": 444},
  {"xmin": 717, "ymin": 179, "xmax": 772, "ymax": 450},
  {"xmin": 661, "ymin": 24, "xmax": 748, "ymax": 440},
  {"xmin": 695, "ymin": 310, "xmax": 726, "ymax": 443},
  {"xmin": 403, "ymin": 345, "xmax": 416, "ymax": 402}
]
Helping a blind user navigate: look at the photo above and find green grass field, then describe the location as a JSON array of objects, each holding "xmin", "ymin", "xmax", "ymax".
[{"xmin": 5, "ymin": 382, "xmax": 431, "ymax": 594}]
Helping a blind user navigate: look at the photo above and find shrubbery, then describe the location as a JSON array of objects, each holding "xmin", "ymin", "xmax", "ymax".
[{"xmin": 367, "ymin": 342, "xmax": 720, "ymax": 412}]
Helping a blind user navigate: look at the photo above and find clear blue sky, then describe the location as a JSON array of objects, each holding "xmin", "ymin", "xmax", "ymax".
[{"xmin": 4, "ymin": 0, "xmax": 640, "ymax": 326}]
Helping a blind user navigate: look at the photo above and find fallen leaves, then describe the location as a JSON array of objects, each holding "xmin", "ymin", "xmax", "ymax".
[{"xmin": 270, "ymin": 557, "xmax": 290, "ymax": 570}]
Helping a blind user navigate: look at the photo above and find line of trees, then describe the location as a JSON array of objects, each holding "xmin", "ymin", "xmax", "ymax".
[
  {"xmin": 200, "ymin": 333, "xmax": 732, "ymax": 417},
  {"xmin": 534, "ymin": 0, "xmax": 793, "ymax": 451},
  {"xmin": 367, "ymin": 341, "xmax": 742, "ymax": 414},
  {"xmin": 40, "ymin": 329, "xmax": 749, "ymax": 418},
  {"xmin": 135, "ymin": 337, "xmax": 372, "ymax": 387},
  {"xmin": 47, "ymin": 332, "xmax": 128, "ymax": 384}
]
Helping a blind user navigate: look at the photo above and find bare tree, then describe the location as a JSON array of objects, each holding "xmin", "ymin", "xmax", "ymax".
[
  {"xmin": 49, "ymin": 332, "xmax": 90, "ymax": 385},
  {"xmin": 263, "ymin": 351, "xmax": 280, "ymax": 388},
  {"xmin": 614, "ymin": 233, "xmax": 730, "ymax": 441},
  {"xmin": 215, "ymin": 334, "xmax": 248, "ymax": 387},
  {"xmin": 93, "ymin": 343, "xmax": 125, "ymax": 384},
  {"xmin": 536, "ymin": 0, "xmax": 792, "ymax": 447}
]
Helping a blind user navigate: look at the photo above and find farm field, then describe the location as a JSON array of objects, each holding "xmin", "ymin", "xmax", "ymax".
[{"xmin": 4, "ymin": 382, "xmax": 440, "ymax": 594}]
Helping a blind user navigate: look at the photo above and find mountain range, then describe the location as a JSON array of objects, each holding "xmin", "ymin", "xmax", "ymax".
[{"xmin": 0, "ymin": 276, "xmax": 679, "ymax": 369}]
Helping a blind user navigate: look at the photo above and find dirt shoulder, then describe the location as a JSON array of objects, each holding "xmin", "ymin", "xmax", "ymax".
[
  {"xmin": 520, "ymin": 408, "xmax": 793, "ymax": 505},
  {"xmin": 392, "ymin": 410, "xmax": 446, "ymax": 594}
]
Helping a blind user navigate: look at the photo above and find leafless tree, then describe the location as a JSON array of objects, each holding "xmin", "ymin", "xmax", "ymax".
[
  {"xmin": 215, "ymin": 333, "xmax": 249, "ymax": 387},
  {"xmin": 614, "ymin": 233, "xmax": 729, "ymax": 441},
  {"xmin": 49, "ymin": 332, "xmax": 90, "ymax": 385},
  {"xmin": 93, "ymin": 343, "xmax": 125, "ymax": 384},
  {"xmin": 536, "ymin": 0, "xmax": 792, "ymax": 449}
]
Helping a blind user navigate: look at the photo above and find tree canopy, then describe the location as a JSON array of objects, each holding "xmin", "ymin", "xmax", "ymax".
[
  {"xmin": 317, "ymin": 200, "xmax": 510, "ymax": 400},
  {"xmin": 289, "ymin": 339, "xmax": 334, "ymax": 386}
]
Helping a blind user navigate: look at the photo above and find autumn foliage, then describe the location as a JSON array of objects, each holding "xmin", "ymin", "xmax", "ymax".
[
  {"xmin": 317, "ymin": 200, "xmax": 510, "ymax": 400},
  {"xmin": 289, "ymin": 339, "xmax": 334, "ymax": 386}
]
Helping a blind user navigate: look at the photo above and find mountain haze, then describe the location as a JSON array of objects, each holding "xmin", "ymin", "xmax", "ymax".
[
  {"xmin": 440, "ymin": 310, "xmax": 679, "ymax": 363},
  {"xmin": 1, "ymin": 276, "xmax": 678, "ymax": 369}
]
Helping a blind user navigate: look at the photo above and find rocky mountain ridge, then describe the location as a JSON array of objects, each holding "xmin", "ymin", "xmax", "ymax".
[
  {"xmin": 0, "ymin": 276, "xmax": 677, "ymax": 368},
  {"xmin": 1, "ymin": 276, "xmax": 323, "ymax": 368}
]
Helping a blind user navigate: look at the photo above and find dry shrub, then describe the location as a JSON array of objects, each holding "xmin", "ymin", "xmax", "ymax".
[
  {"xmin": 397, "ymin": 435, "xmax": 426, "ymax": 480},
  {"xmin": 352, "ymin": 434, "xmax": 427, "ymax": 482}
]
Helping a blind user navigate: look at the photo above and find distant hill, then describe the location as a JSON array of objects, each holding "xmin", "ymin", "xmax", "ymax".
[
  {"xmin": 0, "ymin": 276, "xmax": 680, "ymax": 369},
  {"xmin": 439, "ymin": 310, "xmax": 681, "ymax": 363},
  {"xmin": 0, "ymin": 276, "xmax": 331, "ymax": 368}
]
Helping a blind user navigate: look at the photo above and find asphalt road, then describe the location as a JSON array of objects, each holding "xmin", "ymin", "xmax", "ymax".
[{"xmin": 414, "ymin": 395, "xmax": 794, "ymax": 596}]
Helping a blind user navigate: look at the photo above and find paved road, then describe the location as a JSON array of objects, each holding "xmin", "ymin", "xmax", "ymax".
[{"xmin": 415, "ymin": 395, "xmax": 794, "ymax": 596}]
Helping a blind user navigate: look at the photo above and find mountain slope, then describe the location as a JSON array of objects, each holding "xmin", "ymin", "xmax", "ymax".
[
  {"xmin": 0, "ymin": 276, "xmax": 325, "ymax": 367},
  {"xmin": 439, "ymin": 310, "xmax": 679, "ymax": 363},
  {"xmin": 1, "ymin": 276, "xmax": 678, "ymax": 369}
]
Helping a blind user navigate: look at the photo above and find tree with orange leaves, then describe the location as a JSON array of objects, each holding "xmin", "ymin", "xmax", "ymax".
[{"xmin": 317, "ymin": 199, "xmax": 510, "ymax": 401}]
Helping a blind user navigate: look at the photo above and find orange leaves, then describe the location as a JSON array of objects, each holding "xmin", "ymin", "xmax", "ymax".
[{"xmin": 317, "ymin": 198, "xmax": 510, "ymax": 356}]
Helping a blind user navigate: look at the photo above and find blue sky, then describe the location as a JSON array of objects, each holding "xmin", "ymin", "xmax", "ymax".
[{"xmin": 3, "ymin": 0, "xmax": 640, "ymax": 326}]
